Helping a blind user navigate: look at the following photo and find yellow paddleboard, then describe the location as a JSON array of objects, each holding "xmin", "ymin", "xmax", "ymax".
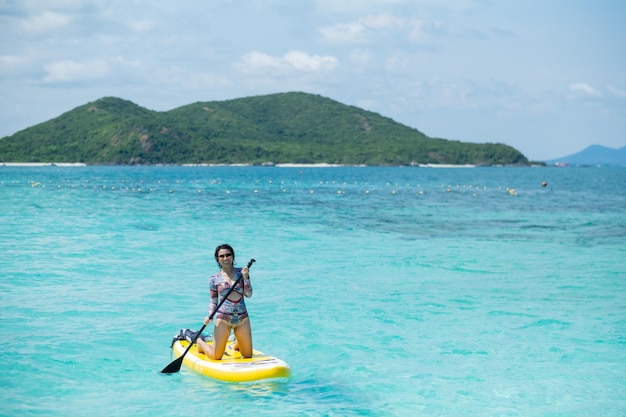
[{"xmin": 171, "ymin": 339, "xmax": 291, "ymax": 383}]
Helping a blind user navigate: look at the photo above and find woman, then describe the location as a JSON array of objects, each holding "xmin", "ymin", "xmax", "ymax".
[{"xmin": 196, "ymin": 244, "xmax": 253, "ymax": 360}]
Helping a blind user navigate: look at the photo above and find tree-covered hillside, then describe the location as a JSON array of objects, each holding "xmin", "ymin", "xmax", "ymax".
[{"xmin": 0, "ymin": 92, "xmax": 530, "ymax": 166}]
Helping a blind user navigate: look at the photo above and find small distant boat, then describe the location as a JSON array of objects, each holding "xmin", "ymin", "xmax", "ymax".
[{"xmin": 554, "ymin": 162, "xmax": 570, "ymax": 167}]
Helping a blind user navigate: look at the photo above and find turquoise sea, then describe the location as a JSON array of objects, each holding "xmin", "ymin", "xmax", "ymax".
[{"xmin": 1, "ymin": 166, "xmax": 625, "ymax": 416}]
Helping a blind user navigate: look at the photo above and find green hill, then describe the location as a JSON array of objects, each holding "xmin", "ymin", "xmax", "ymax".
[{"xmin": 0, "ymin": 92, "xmax": 529, "ymax": 166}]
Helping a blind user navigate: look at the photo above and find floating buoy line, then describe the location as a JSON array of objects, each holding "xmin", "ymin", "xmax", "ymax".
[{"xmin": 0, "ymin": 177, "xmax": 539, "ymax": 199}]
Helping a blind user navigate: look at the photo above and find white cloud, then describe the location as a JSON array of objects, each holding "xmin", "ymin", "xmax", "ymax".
[
  {"xmin": 17, "ymin": 0, "xmax": 91, "ymax": 11},
  {"xmin": 283, "ymin": 51, "xmax": 338, "ymax": 71},
  {"xmin": 408, "ymin": 19, "xmax": 426, "ymax": 40},
  {"xmin": 112, "ymin": 56, "xmax": 141, "ymax": 68},
  {"xmin": 237, "ymin": 52, "xmax": 282, "ymax": 73},
  {"xmin": 43, "ymin": 59, "xmax": 111, "ymax": 83},
  {"xmin": 319, "ymin": 23, "xmax": 366, "ymax": 44},
  {"xmin": 0, "ymin": 55, "xmax": 28, "ymax": 72},
  {"xmin": 315, "ymin": 0, "xmax": 410, "ymax": 13},
  {"xmin": 384, "ymin": 53, "xmax": 411, "ymax": 72},
  {"xmin": 607, "ymin": 85, "xmax": 626, "ymax": 99},
  {"xmin": 404, "ymin": 77, "xmax": 523, "ymax": 110},
  {"xmin": 315, "ymin": 0, "xmax": 481, "ymax": 15},
  {"xmin": 360, "ymin": 13, "xmax": 404, "ymax": 30},
  {"xmin": 128, "ymin": 19, "xmax": 156, "ymax": 33},
  {"xmin": 320, "ymin": 13, "xmax": 426, "ymax": 44},
  {"xmin": 568, "ymin": 82, "xmax": 600, "ymax": 96},
  {"xmin": 41, "ymin": 56, "xmax": 150, "ymax": 84},
  {"xmin": 349, "ymin": 49, "xmax": 372, "ymax": 67},
  {"xmin": 237, "ymin": 51, "xmax": 339, "ymax": 75},
  {"xmin": 20, "ymin": 11, "xmax": 72, "ymax": 32}
]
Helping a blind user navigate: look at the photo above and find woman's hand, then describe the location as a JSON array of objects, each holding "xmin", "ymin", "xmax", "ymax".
[
  {"xmin": 242, "ymin": 266, "xmax": 250, "ymax": 279},
  {"xmin": 203, "ymin": 316, "xmax": 213, "ymax": 325}
]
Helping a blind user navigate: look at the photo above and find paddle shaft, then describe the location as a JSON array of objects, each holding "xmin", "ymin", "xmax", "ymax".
[{"xmin": 161, "ymin": 258, "xmax": 256, "ymax": 374}]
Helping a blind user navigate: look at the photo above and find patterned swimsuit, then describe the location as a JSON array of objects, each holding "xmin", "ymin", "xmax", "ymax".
[{"xmin": 208, "ymin": 268, "xmax": 253, "ymax": 328}]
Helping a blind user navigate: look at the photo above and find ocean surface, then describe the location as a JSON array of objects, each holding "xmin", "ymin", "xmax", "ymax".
[{"xmin": 1, "ymin": 166, "xmax": 624, "ymax": 417}]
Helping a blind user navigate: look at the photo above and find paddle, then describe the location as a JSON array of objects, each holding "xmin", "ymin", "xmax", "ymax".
[{"xmin": 161, "ymin": 258, "xmax": 256, "ymax": 374}]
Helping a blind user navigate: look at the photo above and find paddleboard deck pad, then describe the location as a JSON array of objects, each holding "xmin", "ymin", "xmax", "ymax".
[{"xmin": 170, "ymin": 329, "xmax": 291, "ymax": 383}]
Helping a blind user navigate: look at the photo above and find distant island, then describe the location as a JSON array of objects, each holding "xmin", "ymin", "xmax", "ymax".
[
  {"xmin": 0, "ymin": 92, "xmax": 532, "ymax": 166},
  {"xmin": 544, "ymin": 145, "xmax": 626, "ymax": 167}
]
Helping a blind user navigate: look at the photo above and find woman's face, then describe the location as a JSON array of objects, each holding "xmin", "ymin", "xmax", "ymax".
[{"xmin": 217, "ymin": 248, "xmax": 233, "ymax": 267}]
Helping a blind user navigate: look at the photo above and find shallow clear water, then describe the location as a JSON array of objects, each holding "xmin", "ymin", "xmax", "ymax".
[{"xmin": 1, "ymin": 166, "xmax": 625, "ymax": 416}]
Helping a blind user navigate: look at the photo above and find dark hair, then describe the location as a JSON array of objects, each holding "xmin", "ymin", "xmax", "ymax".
[{"xmin": 214, "ymin": 243, "xmax": 235, "ymax": 267}]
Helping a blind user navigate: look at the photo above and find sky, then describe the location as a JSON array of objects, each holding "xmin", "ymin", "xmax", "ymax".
[{"xmin": 1, "ymin": 0, "xmax": 624, "ymax": 161}]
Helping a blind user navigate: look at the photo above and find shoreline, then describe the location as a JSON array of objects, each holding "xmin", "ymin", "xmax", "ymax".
[
  {"xmin": 1, "ymin": 162, "xmax": 87, "ymax": 167},
  {"xmin": 0, "ymin": 162, "xmax": 474, "ymax": 168},
  {"xmin": 418, "ymin": 163, "xmax": 475, "ymax": 168},
  {"xmin": 0, "ymin": 162, "xmax": 565, "ymax": 168}
]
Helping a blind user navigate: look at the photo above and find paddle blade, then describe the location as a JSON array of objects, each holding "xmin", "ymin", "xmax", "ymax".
[{"xmin": 161, "ymin": 356, "xmax": 184, "ymax": 374}]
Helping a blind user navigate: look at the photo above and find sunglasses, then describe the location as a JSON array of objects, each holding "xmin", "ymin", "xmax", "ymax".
[{"xmin": 218, "ymin": 253, "xmax": 233, "ymax": 259}]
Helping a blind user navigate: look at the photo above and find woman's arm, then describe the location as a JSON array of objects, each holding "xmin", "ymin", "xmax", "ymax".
[
  {"xmin": 208, "ymin": 275, "xmax": 218, "ymax": 315},
  {"xmin": 241, "ymin": 267, "xmax": 253, "ymax": 298}
]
